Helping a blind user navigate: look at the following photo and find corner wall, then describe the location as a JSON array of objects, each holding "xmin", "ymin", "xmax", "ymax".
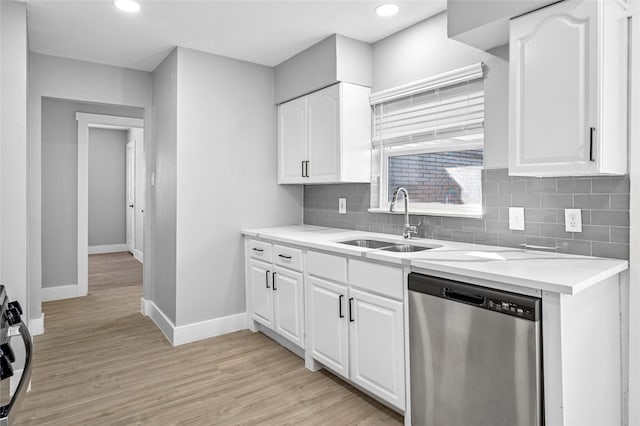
[
  {"xmin": 1, "ymin": 1, "xmax": 29, "ymax": 319},
  {"xmin": 174, "ymin": 47, "xmax": 303, "ymax": 327},
  {"xmin": 150, "ymin": 49, "xmax": 178, "ymax": 323}
]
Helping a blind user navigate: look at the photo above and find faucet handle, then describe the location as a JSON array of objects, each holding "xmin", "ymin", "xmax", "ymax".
[{"xmin": 404, "ymin": 224, "xmax": 418, "ymax": 239}]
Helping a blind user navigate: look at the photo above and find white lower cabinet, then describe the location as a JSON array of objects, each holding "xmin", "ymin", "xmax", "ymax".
[
  {"xmin": 247, "ymin": 241, "xmax": 305, "ymax": 348},
  {"xmin": 246, "ymin": 241, "xmax": 405, "ymax": 412},
  {"xmin": 307, "ymin": 269, "xmax": 405, "ymax": 411},
  {"xmin": 308, "ymin": 276, "xmax": 350, "ymax": 378},
  {"xmin": 349, "ymin": 288, "xmax": 405, "ymax": 410},
  {"xmin": 249, "ymin": 258, "xmax": 274, "ymax": 328},
  {"xmin": 273, "ymin": 266, "xmax": 304, "ymax": 347}
]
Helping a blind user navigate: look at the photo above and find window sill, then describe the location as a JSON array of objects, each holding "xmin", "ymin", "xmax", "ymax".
[{"xmin": 367, "ymin": 208, "xmax": 483, "ymax": 219}]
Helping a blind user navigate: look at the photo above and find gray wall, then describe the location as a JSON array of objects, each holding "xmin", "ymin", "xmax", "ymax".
[
  {"xmin": 174, "ymin": 47, "xmax": 303, "ymax": 327},
  {"xmin": 151, "ymin": 49, "xmax": 178, "ymax": 323},
  {"xmin": 0, "ymin": 0, "xmax": 29, "ymax": 324},
  {"xmin": 41, "ymin": 98, "xmax": 144, "ymax": 288},
  {"xmin": 304, "ymin": 171, "xmax": 630, "ymax": 260},
  {"xmin": 30, "ymin": 53, "xmax": 153, "ymax": 321},
  {"xmin": 372, "ymin": 12, "xmax": 509, "ymax": 169},
  {"xmin": 88, "ymin": 128, "xmax": 127, "ymax": 246}
]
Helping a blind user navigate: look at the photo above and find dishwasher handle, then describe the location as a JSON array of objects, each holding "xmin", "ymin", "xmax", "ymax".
[{"xmin": 443, "ymin": 287, "xmax": 485, "ymax": 306}]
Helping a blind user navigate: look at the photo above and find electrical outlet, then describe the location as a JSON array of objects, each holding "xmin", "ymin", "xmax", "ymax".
[
  {"xmin": 338, "ymin": 198, "xmax": 347, "ymax": 214},
  {"xmin": 508, "ymin": 207, "xmax": 525, "ymax": 231},
  {"xmin": 565, "ymin": 209, "xmax": 582, "ymax": 232}
]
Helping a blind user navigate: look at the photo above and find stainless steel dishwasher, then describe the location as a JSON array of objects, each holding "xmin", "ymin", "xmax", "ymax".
[{"xmin": 408, "ymin": 273, "xmax": 542, "ymax": 426}]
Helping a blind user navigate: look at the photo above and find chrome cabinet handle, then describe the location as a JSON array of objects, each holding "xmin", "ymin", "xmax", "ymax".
[
  {"xmin": 278, "ymin": 254, "xmax": 292, "ymax": 259},
  {"xmin": 252, "ymin": 248, "xmax": 264, "ymax": 252},
  {"xmin": 272, "ymin": 272, "xmax": 277, "ymax": 291},
  {"xmin": 265, "ymin": 270, "xmax": 270, "ymax": 289},
  {"xmin": 339, "ymin": 294, "xmax": 344, "ymax": 318}
]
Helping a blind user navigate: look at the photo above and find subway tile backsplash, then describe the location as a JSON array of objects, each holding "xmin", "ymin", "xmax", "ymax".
[{"xmin": 303, "ymin": 168, "xmax": 630, "ymax": 260}]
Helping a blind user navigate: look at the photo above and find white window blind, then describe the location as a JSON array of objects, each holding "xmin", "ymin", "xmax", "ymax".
[
  {"xmin": 371, "ymin": 63, "xmax": 485, "ymax": 149},
  {"xmin": 368, "ymin": 63, "xmax": 485, "ymax": 218}
]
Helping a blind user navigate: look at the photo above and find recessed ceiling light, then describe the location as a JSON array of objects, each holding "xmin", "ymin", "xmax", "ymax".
[
  {"xmin": 114, "ymin": 0, "xmax": 141, "ymax": 13},
  {"xmin": 376, "ymin": 4, "xmax": 399, "ymax": 17}
]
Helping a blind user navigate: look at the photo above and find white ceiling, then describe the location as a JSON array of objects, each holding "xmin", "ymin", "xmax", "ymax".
[{"xmin": 25, "ymin": 0, "xmax": 447, "ymax": 72}]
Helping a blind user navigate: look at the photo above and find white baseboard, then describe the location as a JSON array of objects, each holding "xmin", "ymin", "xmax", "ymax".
[
  {"xmin": 133, "ymin": 249, "xmax": 144, "ymax": 263},
  {"xmin": 140, "ymin": 298, "xmax": 174, "ymax": 345},
  {"xmin": 173, "ymin": 312, "xmax": 247, "ymax": 346},
  {"xmin": 29, "ymin": 314, "xmax": 45, "ymax": 336},
  {"xmin": 140, "ymin": 298, "xmax": 247, "ymax": 347},
  {"xmin": 42, "ymin": 284, "xmax": 80, "ymax": 302},
  {"xmin": 88, "ymin": 244, "xmax": 128, "ymax": 255}
]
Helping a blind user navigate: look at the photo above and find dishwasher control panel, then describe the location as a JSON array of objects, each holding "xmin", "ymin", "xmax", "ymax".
[{"xmin": 487, "ymin": 298, "xmax": 536, "ymax": 321}]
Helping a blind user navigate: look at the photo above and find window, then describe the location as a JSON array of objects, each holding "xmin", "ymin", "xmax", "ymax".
[{"xmin": 370, "ymin": 63, "xmax": 485, "ymax": 217}]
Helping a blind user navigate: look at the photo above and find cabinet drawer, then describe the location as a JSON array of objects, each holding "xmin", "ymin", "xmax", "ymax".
[
  {"xmin": 273, "ymin": 245, "xmax": 303, "ymax": 271},
  {"xmin": 247, "ymin": 239, "xmax": 272, "ymax": 262},
  {"xmin": 349, "ymin": 260, "xmax": 403, "ymax": 300},
  {"xmin": 306, "ymin": 251, "xmax": 347, "ymax": 283}
]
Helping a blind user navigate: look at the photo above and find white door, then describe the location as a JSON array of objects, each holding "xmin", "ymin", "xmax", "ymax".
[
  {"xmin": 509, "ymin": 0, "xmax": 597, "ymax": 176},
  {"xmin": 277, "ymin": 97, "xmax": 307, "ymax": 184},
  {"xmin": 307, "ymin": 84, "xmax": 341, "ymax": 182},
  {"xmin": 249, "ymin": 259, "xmax": 274, "ymax": 328},
  {"xmin": 349, "ymin": 288, "xmax": 405, "ymax": 410},
  {"xmin": 273, "ymin": 266, "xmax": 304, "ymax": 348},
  {"xmin": 308, "ymin": 276, "xmax": 349, "ymax": 379},
  {"xmin": 125, "ymin": 141, "xmax": 136, "ymax": 252}
]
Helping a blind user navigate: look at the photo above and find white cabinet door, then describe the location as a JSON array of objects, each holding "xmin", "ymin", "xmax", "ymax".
[
  {"xmin": 278, "ymin": 97, "xmax": 307, "ymax": 184},
  {"xmin": 349, "ymin": 288, "xmax": 405, "ymax": 410},
  {"xmin": 307, "ymin": 84, "xmax": 341, "ymax": 183},
  {"xmin": 273, "ymin": 266, "xmax": 304, "ymax": 348},
  {"xmin": 509, "ymin": 0, "xmax": 597, "ymax": 176},
  {"xmin": 308, "ymin": 276, "xmax": 349, "ymax": 379},
  {"xmin": 249, "ymin": 259, "xmax": 274, "ymax": 328}
]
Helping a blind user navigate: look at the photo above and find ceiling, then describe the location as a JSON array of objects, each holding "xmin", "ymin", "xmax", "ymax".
[{"xmin": 24, "ymin": 0, "xmax": 447, "ymax": 72}]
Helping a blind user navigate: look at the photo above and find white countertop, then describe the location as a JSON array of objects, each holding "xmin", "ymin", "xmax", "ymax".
[{"xmin": 242, "ymin": 225, "xmax": 628, "ymax": 295}]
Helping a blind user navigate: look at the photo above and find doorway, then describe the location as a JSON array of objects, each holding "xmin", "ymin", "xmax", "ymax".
[{"xmin": 78, "ymin": 113, "xmax": 145, "ymax": 297}]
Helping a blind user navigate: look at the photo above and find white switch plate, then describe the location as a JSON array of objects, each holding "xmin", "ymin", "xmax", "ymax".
[
  {"xmin": 509, "ymin": 207, "xmax": 525, "ymax": 231},
  {"xmin": 565, "ymin": 209, "xmax": 582, "ymax": 232},
  {"xmin": 338, "ymin": 198, "xmax": 347, "ymax": 214},
  {"xmin": 151, "ymin": 172, "xmax": 155, "ymax": 187}
]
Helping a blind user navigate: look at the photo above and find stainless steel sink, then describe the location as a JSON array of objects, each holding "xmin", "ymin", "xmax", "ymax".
[
  {"xmin": 338, "ymin": 239, "xmax": 395, "ymax": 249},
  {"xmin": 380, "ymin": 244, "xmax": 433, "ymax": 252}
]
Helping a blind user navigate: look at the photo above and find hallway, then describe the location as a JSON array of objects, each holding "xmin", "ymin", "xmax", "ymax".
[{"xmin": 15, "ymin": 253, "xmax": 402, "ymax": 425}]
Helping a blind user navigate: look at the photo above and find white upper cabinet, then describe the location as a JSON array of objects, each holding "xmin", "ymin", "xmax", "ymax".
[
  {"xmin": 278, "ymin": 97, "xmax": 307, "ymax": 184},
  {"xmin": 509, "ymin": 0, "xmax": 628, "ymax": 176},
  {"xmin": 277, "ymin": 82, "xmax": 371, "ymax": 184}
]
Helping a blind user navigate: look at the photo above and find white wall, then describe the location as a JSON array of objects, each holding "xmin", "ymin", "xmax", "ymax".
[
  {"xmin": 150, "ymin": 49, "xmax": 177, "ymax": 323},
  {"xmin": 127, "ymin": 128, "xmax": 145, "ymax": 256},
  {"xmin": 174, "ymin": 47, "xmax": 303, "ymax": 326},
  {"xmin": 372, "ymin": 12, "xmax": 509, "ymax": 169},
  {"xmin": 29, "ymin": 53, "xmax": 152, "ymax": 320},
  {"xmin": 88, "ymin": 128, "xmax": 127, "ymax": 247},
  {"xmin": 1, "ymin": 1, "xmax": 29, "ymax": 319}
]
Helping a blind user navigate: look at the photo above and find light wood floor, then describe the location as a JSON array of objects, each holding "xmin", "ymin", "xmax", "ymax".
[{"xmin": 16, "ymin": 252, "xmax": 403, "ymax": 425}]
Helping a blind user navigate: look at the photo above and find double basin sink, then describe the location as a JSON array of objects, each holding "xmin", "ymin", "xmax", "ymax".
[{"xmin": 338, "ymin": 239, "xmax": 440, "ymax": 253}]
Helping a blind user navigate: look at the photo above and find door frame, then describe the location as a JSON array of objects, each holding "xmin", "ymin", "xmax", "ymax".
[
  {"xmin": 125, "ymin": 139, "xmax": 136, "ymax": 255},
  {"xmin": 76, "ymin": 113, "xmax": 143, "ymax": 296}
]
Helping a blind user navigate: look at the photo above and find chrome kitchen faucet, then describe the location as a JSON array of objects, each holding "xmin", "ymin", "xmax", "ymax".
[{"xmin": 389, "ymin": 187, "xmax": 417, "ymax": 239}]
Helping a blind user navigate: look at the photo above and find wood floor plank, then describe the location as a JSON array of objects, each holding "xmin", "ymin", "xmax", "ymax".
[{"xmin": 15, "ymin": 253, "xmax": 403, "ymax": 425}]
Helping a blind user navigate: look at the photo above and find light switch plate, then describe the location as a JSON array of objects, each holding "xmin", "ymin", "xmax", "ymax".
[
  {"xmin": 151, "ymin": 172, "xmax": 155, "ymax": 187},
  {"xmin": 509, "ymin": 207, "xmax": 525, "ymax": 231},
  {"xmin": 338, "ymin": 198, "xmax": 347, "ymax": 214},
  {"xmin": 565, "ymin": 209, "xmax": 582, "ymax": 232}
]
